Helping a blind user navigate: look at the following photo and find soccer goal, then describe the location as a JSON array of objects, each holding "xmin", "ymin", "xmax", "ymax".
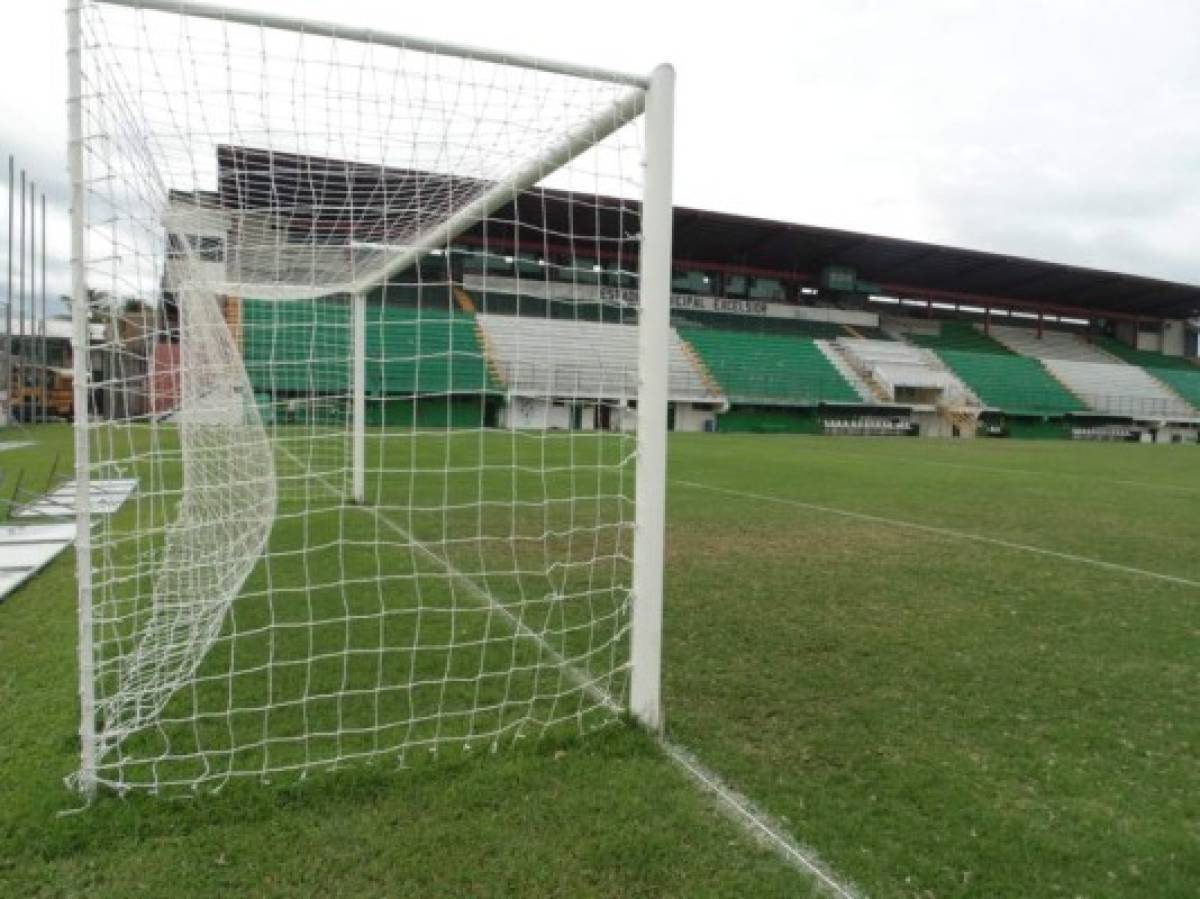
[{"xmin": 67, "ymin": 0, "xmax": 673, "ymax": 795}]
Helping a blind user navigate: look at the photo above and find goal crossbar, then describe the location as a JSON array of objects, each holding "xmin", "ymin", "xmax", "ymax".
[{"xmin": 96, "ymin": 0, "xmax": 651, "ymax": 89}]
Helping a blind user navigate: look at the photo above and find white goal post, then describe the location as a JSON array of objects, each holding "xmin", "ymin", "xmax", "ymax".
[{"xmin": 68, "ymin": 0, "xmax": 672, "ymax": 796}]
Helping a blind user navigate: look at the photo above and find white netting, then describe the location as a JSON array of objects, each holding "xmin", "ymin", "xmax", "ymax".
[{"xmin": 74, "ymin": 0, "xmax": 654, "ymax": 793}]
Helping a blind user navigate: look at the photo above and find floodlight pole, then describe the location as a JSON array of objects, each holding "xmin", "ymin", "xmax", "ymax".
[
  {"xmin": 351, "ymin": 290, "xmax": 366, "ymax": 504},
  {"xmin": 67, "ymin": 0, "xmax": 97, "ymax": 798},
  {"xmin": 18, "ymin": 171, "xmax": 25, "ymax": 396},
  {"xmin": 29, "ymin": 182, "xmax": 35, "ymax": 419},
  {"xmin": 5, "ymin": 155, "xmax": 12, "ymax": 423},
  {"xmin": 41, "ymin": 194, "xmax": 47, "ymax": 423},
  {"xmin": 630, "ymin": 63, "xmax": 674, "ymax": 735}
]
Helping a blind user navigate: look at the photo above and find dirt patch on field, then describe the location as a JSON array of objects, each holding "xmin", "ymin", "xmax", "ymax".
[{"xmin": 667, "ymin": 513, "xmax": 931, "ymax": 567}]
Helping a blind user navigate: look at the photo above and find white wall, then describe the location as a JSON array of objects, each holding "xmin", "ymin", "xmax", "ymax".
[
  {"xmin": 501, "ymin": 398, "xmax": 716, "ymax": 433},
  {"xmin": 1162, "ymin": 320, "xmax": 1186, "ymax": 357},
  {"xmin": 1152, "ymin": 425, "xmax": 1198, "ymax": 444},
  {"xmin": 1136, "ymin": 331, "xmax": 1162, "ymax": 352},
  {"xmin": 673, "ymin": 403, "xmax": 716, "ymax": 433},
  {"xmin": 502, "ymin": 396, "xmax": 570, "ymax": 430},
  {"xmin": 616, "ymin": 405, "xmax": 637, "ymax": 432},
  {"xmin": 912, "ymin": 410, "xmax": 953, "ymax": 438}
]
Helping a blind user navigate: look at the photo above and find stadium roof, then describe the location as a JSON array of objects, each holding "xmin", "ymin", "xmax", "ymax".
[
  {"xmin": 209, "ymin": 146, "xmax": 1200, "ymax": 322},
  {"xmin": 670, "ymin": 207, "xmax": 1200, "ymax": 322}
]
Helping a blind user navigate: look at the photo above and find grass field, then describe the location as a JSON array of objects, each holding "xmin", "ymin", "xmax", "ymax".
[{"xmin": 2, "ymin": 425, "xmax": 1198, "ymax": 897}]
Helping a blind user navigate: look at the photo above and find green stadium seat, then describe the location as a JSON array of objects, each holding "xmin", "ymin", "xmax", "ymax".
[
  {"xmin": 242, "ymin": 299, "xmax": 493, "ymax": 397},
  {"xmin": 678, "ymin": 327, "xmax": 859, "ymax": 405},
  {"xmin": 908, "ymin": 323, "xmax": 1084, "ymax": 415}
]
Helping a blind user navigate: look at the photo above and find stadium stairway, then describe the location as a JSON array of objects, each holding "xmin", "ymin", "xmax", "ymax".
[
  {"xmin": 813, "ymin": 339, "xmax": 878, "ymax": 401},
  {"xmin": 679, "ymin": 340, "xmax": 725, "ymax": 397},
  {"xmin": 453, "ymin": 286, "xmax": 478, "ymax": 313},
  {"xmin": 474, "ymin": 319, "xmax": 507, "ymax": 388}
]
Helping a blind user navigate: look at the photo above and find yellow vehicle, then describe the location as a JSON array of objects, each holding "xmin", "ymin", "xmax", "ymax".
[{"xmin": 8, "ymin": 361, "xmax": 73, "ymax": 422}]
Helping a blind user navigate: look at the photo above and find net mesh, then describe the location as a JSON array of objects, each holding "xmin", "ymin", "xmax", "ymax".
[{"xmin": 75, "ymin": 0, "xmax": 649, "ymax": 793}]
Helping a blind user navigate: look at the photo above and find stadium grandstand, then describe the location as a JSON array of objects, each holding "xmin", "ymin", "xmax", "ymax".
[{"xmin": 155, "ymin": 145, "xmax": 1200, "ymax": 444}]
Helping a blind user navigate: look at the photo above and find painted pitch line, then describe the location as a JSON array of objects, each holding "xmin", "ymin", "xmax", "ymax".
[
  {"xmin": 674, "ymin": 479, "xmax": 1200, "ymax": 590},
  {"xmin": 787, "ymin": 443, "xmax": 1200, "ymax": 496},
  {"xmin": 278, "ymin": 445, "xmax": 851, "ymax": 895},
  {"xmin": 663, "ymin": 740, "xmax": 861, "ymax": 899}
]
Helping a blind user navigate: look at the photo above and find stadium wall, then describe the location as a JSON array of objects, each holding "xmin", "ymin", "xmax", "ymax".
[
  {"xmin": 716, "ymin": 407, "xmax": 823, "ymax": 434},
  {"xmin": 500, "ymin": 397, "xmax": 714, "ymax": 432}
]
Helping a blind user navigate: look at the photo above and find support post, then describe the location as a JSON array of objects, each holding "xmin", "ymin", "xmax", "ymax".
[
  {"xmin": 5, "ymin": 155, "xmax": 11, "ymax": 423},
  {"xmin": 18, "ymin": 171, "xmax": 24, "ymax": 394},
  {"xmin": 40, "ymin": 194, "xmax": 46, "ymax": 423},
  {"xmin": 351, "ymin": 290, "xmax": 366, "ymax": 504},
  {"xmin": 631, "ymin": 63, "xmax": 674, "ymax": 734},
  {"xmin": 67, "ymin": 0, "xmax": 96, "ymax": 798},
  {"xmin": 29, "ymin": 183, "xmax": 35, "ymax": 419}
]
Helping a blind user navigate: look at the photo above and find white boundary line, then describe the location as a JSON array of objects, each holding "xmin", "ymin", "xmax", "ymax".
[
  {"xmin": 277, "ymin": 443, "xmax": 855, "ymax": 896},
  {"xmin": 673, "ymin": 479, "xmax": 1200, "ymax": 590},
  {"xmin": 785, "ymin": 442, "xmax": 1200, "ymax": 496},
  {"xmin": 663, "ymin": 740, "xmax": 861, "ymax": 899}
]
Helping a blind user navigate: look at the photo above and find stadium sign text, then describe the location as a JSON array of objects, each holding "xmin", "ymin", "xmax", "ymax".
[{"xmin": 462, "ymin": 275, "xmax": 878, "ymax": 327}]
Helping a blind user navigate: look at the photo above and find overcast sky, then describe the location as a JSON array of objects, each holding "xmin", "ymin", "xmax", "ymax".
[{"xmin": 3, "ymin": 0, "xmax": 1199, "ymax": 311}]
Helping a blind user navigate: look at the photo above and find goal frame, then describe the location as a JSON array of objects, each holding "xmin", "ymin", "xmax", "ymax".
[{"xmin": 67, "ymin": 0, "xmax": 673, "ymax": 797}]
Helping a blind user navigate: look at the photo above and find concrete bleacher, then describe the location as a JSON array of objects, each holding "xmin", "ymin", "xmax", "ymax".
[
  {"xmin": 1096, "ymin": 337, "xmax": 1200, "ymax": 411},
  {"xmin": 677, "ymin": 327, "xmax": 860, "ymax": 405},
  {"xmin": 477, "ymin": 314, "xmax": 718, "ymax": 403},
  {"xmin": 989, "ymin": 325, "xmax": 1197, "ymax": 419},
  {"xmin": 907, "ymin": 323, "xmax": 1085, "ymax": 415},
  {"xmin": 834, "ymin": 337, "xmax": 976, "ymax": 406}
]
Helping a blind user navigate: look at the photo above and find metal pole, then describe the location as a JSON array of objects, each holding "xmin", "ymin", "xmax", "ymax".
[
  {"xmin": 29, "ymin": 182, "xmax": 35, "ymax": 421},
  {"xmin": 68, "ymin": 0, "xmax": 97, "ymax": 798},
  {"xmin": 351, "ymin": 290, "xmax": 366, "ymax": 504},
  {"xmin": 28, "ymin": 181, "xmax": 34, "ymax": 370},
  {"xmin": 630, "ymin": 63, "xmax": 674, "ymax": 734},
  {"xmin": 41, "ymin": 193, "xmax": 47, "ymax": 422},
  {"xmin": 18, "ymin": 170, "xmax": 25, "ymax": 412},
  {"xmin": 5, "ymin": 156, "xmax": 12, "ymax": 423}
]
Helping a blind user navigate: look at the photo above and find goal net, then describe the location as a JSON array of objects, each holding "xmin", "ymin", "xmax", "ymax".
[{"xmin": 69, "ymin": 0, "xmax": 672, "ymax": 795}]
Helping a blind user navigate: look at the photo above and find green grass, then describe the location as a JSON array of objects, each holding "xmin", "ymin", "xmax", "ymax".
[
  {"xmin": 3, "ymin": 426, "xmax": 1199, "ymax": 897},
  {"xmin": 0, "ymin": 426, "xmax": 74, "ymax": 517},
  {"xmin": 666, "ymin": 435, "xmax": 1200, "ymax": 898}
]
